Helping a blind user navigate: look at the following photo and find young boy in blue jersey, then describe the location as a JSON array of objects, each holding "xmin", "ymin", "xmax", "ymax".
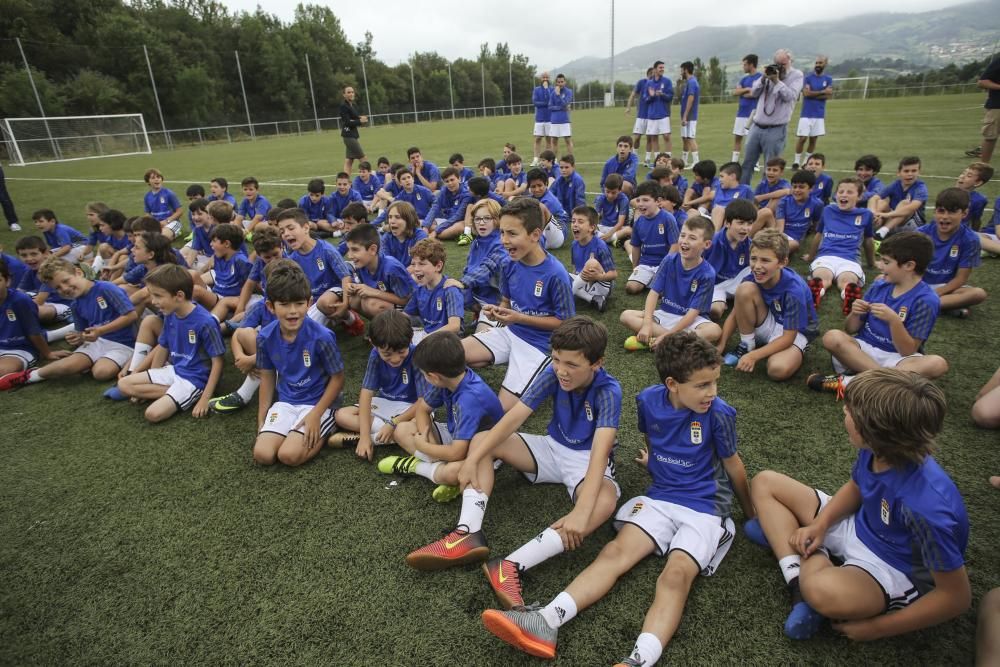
[
  {"xmin": 193, "ymin": 223, "xmax": 252, "ymax": 322},
  {"xmin": 594, "ymin": 174, "xmax": 630, "ymax": 244},
  {"xmin": 600, "ymin": 136, "xmax": 639, "ymax": 197},
  {"xmin": 336, "ymin": 203, "xmax": 368, "ymax": 257},
  {"xmin": 82, "ymin": 201, "xmax": 110, "ymax": 267},
  {"xmin": 462, "ymin": 197, "xmax": 575, "ymax": 411},
  {"xmin": 372, "ymin": 162, "xmax": 405, "ymax": 213},
  {"xmin": 15, "ymin": 236, "xmax": 75, "ymax": 334},
  {"xmin": 353, "ymin": 161, "xmax": 382, "ymax": 208},
  {"xmin": 623, "ymin": 216, "xmax": 721, "ymax": 349},
  {"xmin": 445, "ymin": 176, "xmax": 507, "ymax": 249},
  {"xmin": 404, "ymin": 239, "xmax": 464, "ymax": 342},
  {"xmin": 809, "ymin": 232, "xmax": 947, "ymax": 396},
  {"xmin": 0, "ymin": 257, "xmax": 65, "ymax": 380},
  {"xmin": 458, "ymin": 198, "xmax": 508, "ymax": 333},
  {"xmin": 409, "ymin": 317, "xmax": 621, "ymax": 592},
  {"xmin": 235, "ymin": 177, "xmax": 272, "ymax": 234},
  {"xmin": 330, "ymin": 310, "xmax": 420, "ymax": 456},
  {"xmin": 495, "ymin": 154, "xmax": 527, "ymax": 199},
  {"xmin": 979, "ymin": 195, "xmax": 1000, "ymax": 256},
  {"xmin": 709, "ymin": 163, "xmax": 755, "ymax": 232},
  {"xmin": 381, "ymin": 201, "xmax": 427, "ymax": 268},
  {"xmin": 569, "ymin": 206, "xmax": 616, "ymax": 313},
  {"xmin": 731, "ymin": 54, "xmax": 761, "ymax": 163},
  {"xmin": 448, "ymin": 154, "xmax": 475, "ymax": 184},
  {"xmin": 208, "ymin": 177, "xmax": 236, "ymax": 206},
  {"xmin": 794, "ymin": 55, "xmax": 833, "ymax": 168},
  {"xmin": 627, "ymin": 67, "xmax": 654, "ymax": 164},
  {"xmin": 679, "ymin": 61, "xmax": 701, "ymax": 166},
  {"xmin": 407, "ymin": 146, "xmax": 441, "ymax": 193},
  {"xmin": 803, "ymin": 177, "xmax": 876, "ymax": 314},
  {"xmin": 773, "ymin": 170, "xmax": 824, "ymax": 254},
  {"xmin": 532, "ymin": 72, "xmax": 553, "ymax": 161},
  {"xmin": 32, "ymin": 209, "xmax": 88, "ymax": 264},
  {"xmin": 142, "ymin": 169, "xmax": 184, "ymax": 241},
  {"xmin": 298, "ymin": 178, "xmax": 334, "ymax": 236},
  {"xmin": 643, "ymin": 61, "xmax": 673, "ymax": 161},
  {"xmin": 326, "ymin": 173, "xmax": 363, "ymax": 236},
  {"xmin": 682, "ymin": 160, "xmax": 717, "ymax": 217},
  {"xmin": 917, "ymin": 188, "xmax": 987, "ymax": 316},
  {"xmin": 625, "ymin": 181, "xmax": 679, "ymax": 294},
  {"xmin": 374, "ymin": 169, "xmax": 434, "ymax": 226},
  {"xmin": 345, "ymin": 223, "xmax": 415, "ymax": 319},
  {"xmin": 526, "ymin": 168, "xmax": 568, "ymax": 249},
  {"xmin": 805, "ymin": 154, "xmax": 834, "ymax": 206},
  {"xmin": 754, "ymin": 157, "xmax": 791, "ymax": 217},
  {"xmin": 955, "ymin": 162, "xmax": 992, "ymax": 229},
  {"xmin": 720, "ymin": 230, "xmax": 818, "ymax": 381},
  {"xmin": 380, "ymin": 331, "xmax": 504, "ymax": 503},
  {"xmin": 548, "ymin": 75, "xmax": 575, "ymax": 155},
  {"xmin": 748, "ymin": 368, "xmax": 970, "ymax": 641},
  {"xmin": 705, "ymin": 199, "xmax": 754, "ymax": 320},
  {"xmin": 423, "ymin": 167, "xmax": 468, "ymax": 241},
  {"xmin": 230, "ymin": 226, "xmax": 284, "ymax": 328},
  {"xmin": 868, "ymin": 156, "xmax": 928, "ymax": 240},
  {"xmin": 117, "ymin": 264, "xmax": 225, "ymax": 422},
  {"xmin": 0, "ymin": 257, "xmax": 138, "ymax": 391},
  {"xmin": 536, "ymin": 150, "xmax": 557, "ymax": 184},
  {"xmin": 482, "ymin": 331, "xmax": 753, "ymax": 664},
  {"xmin": 254, "ymin": 262, "xmax": 345, "ymax": 467},
  {"xmin": 94, "ymin": 208, "xmax": 129, "ymax": 269},
  {"xmin": 181, "ymin": 199, "xmax": 216, "ymax": 270},
  {"xmin": 1, "ymin": 247, "xmax": 28, "ymax": 290},
  {"xmin": 551, "ymin": 154, "xmax": 587, "ymax": 219},
  {"xmin": 854, "ymin": 154, "xmax": 884, "ymax": 207}
]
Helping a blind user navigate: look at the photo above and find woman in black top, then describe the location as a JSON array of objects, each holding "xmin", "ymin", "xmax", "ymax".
[{"xmin": 340, "ymin": 86, "xmax": 368, "ymax": 175}]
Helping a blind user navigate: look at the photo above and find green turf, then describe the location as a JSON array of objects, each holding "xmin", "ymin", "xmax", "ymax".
[{"xmin": 1, "ymin": 93, "xmax": 998, "ymax": 665}]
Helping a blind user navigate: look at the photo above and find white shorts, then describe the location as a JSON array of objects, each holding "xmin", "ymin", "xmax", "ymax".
[
  {"xmin": 260, "ymin": 401, "xmax": 335, "ymax": 438},
  {"xmin": 614, "ymin": 496, "xmax": 736, "ymax": 576},
  {"xmin": 632, "ymin": 117, "xmax": 648, "ymax": 135},
  {"xmin": 163, "ymin": 219, "xmax": 182, "ymax": 236},
  {"xmin": 0, "ymin": 348, "xmax": 37, "ymax": 369},
  {"xmin": 645, "ymin": 117, "xmax": 671, "ymax": 135},
  {"xmin": 45, "ymin": 301, "xmax": 73, "ymax": 321},
  {"xmin": 533, "ymin": 122, "xmax": 550, "ymax": 137},
  {"xmin": 518, "ymin": 432, "xmax": 620, "ymax": 500},
  {"xmin": 543, "ymin": 218, "xmax": 565, "ymax": 249},
  {"xmin": 732, "ymin": 116, "xmax": 752, "ymax": 136},
  {"xmin": 627, "ymin": 263, "xmax": 658, "ymax": 287},
  {"xmin": 367, "ymin": 397, "xmax": 414, "ymax": 432},
  {"xmin": 474, "ymin": 299, "xmax": 501, "ymax": 329},
  {"xmin": 75, "ymin": 337, "xmax": 133, "ymax": 368},
  {"xmin": 64, "ymin": 245, "xmax": 88, "ymax": 264},
  {"xmin": 549, "ymin": 123, "xmax": 572, "ymax": 138},
  {"xmin": 429, "ymin": 421, "xmax": 456, "ymax": 449},
  {"xmin": 681, "ymin": 120, "xmax": 697, "ymax": 139},
  {"xmin": 597, "ymin": 224, "xmax": 617, "ymax": 237},
  {"xmin": 653, "ymin": 308, "xmax": 710, "ymax": 333},
  {"xmin": 191, "ymin": 253, "xmax": 213, "ymax": 272},
  {"xmin": 810, "ymin": 256, "xmax": 866, "ymax": 286},
  {"xmin": 306, "ymin": 287, "xmax": 344, "ymax": 324},
  {"xmin": 980, "ymin": 232, "xmax": 998, "ymax": 243},
  {"xmin": 814, "ymin": 490, "xmax": 921, "ymax": 610},
  {"xmin": 796, "ymin": 117, "xmax": 826, "ymax": 138},
  {"xmin": 470, "ymin": 326, "xmax": 551, "ymax": 397},
  {"xmin": 711, "ymin": 268, "xmax": 752, "ymax": 303},
  {"xmin": 832, "ymin": 338, "xmax": 921, "ymax": 375},
  {"xmin": 570, "ymin": 273, "xmax": 612, "ymax": 303},
  {"xmin": 146, "ymin": 365, "xmax": 203, "ymax": 411},
  {"xmin": 754, "ymin": 312, "xmax": 809, "ymax": 352}
]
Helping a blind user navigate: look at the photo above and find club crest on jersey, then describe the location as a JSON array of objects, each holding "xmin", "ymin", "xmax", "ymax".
[
  {"xmin": 738, "ymin": 254, "xmax": 746, "ymax": 266},
  {"xmin": 774, "ymin": 300, "xmax": 782, "ymax": 312},
  {"xmin": 898, "ymin": 306, "xmax": 908, "ymax": 321},
  {"xmin": 401, "ymin": 369, "xmax": 409, "ymax": 384},
  {"xmin": 377, "ymin": 281, "xmax": 387, "ymax": 291},
  {"xmin": 690, "ymin": 279, "xmax": 698, "ymax": 293},
  {"xmin": 630, "ymin": 501, "xmax": 643, "ymax": 516},
  {"xmin": 317, "ymin": 257, "xmax": 325, "ymax": 271},
  {"xmin": 690, "ymin": 421, "xmax": 703, "ymax": 445},
  {"xmin": 534, "ymin": 280, "xmax": 543, "ymax": 297},
  {"xmin": 436, "ymin": 296, "xmax": 443, "ymax": 311},
  {"xmin": 6, "ymin": 309, "xmax": 15, "ymax": 322},
  {"xmin": 949, "ymin": 245, "xmax": 959, "ymax": 258},
  {"xmin": 854, "ymin": 215, "xmax": 862, "ymax": 226},
  {"xmin": 880, "ymin": 498, "xmax": 890, "ymax": 525},
  {"xmin": 188, "ymin": 329, "xmax": 196, "ymax": 344},
  {"xmin": 658, "ymin": 223, "xmax": 665, "ymax": 235},
  {"xmin": 96, "ymin": 296, "xmax": 108, "ymax": 309},
  {"xmin": 302, "ymin": 350, "xmax": 312, "ymax": 367},
  {"xmin": 584, "ymin": 400, "xmax": 593, "ymax": 421}
]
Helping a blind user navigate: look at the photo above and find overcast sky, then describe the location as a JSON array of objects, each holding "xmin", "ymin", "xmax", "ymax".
[{"xmin": 223, "ymin": 0, "xmax": 973, "ymax": 68}]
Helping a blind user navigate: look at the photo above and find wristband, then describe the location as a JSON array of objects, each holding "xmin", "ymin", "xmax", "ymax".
[{"xmin": 388, "ymin": 416, "xmax": 399, "ymax": 428}]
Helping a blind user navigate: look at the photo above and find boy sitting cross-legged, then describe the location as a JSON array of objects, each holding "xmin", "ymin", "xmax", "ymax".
[
  {"xmin": 405, "ymin": 317, "xmax": 622, "ymax": 603},
  {"xmin": 747, "ymin": 368, "xmax": 970, "ymax": 641},
  {"xmin": 568, "ymin": 206, "xmax": 617, "ymax": 313},
  {"xmin": 624, "ymin": 181, "xmax": 679, "ymax": 295},
  {"xmin": 809, "ymin": 231, "xmax": 947, "ymax": 396},
  {"xmin": 772, "ymin": 170, "xmax": 824, "ymax": 254},
  {"xmin": 457, "ymin": 198, "xmax": 509, "ymax": 333},
  {"xmin": 0, "ymin": 257, "xmax": 66, "ymax": 380},
  {"xmin": 404, "ymin": 238, "xmax": 464, "ymax": 342},
  {"xmin": 345, "ymin": 223, "xmax": 416, "ymax": 320},
  {"xmin": 704, "ymin": 199, "xmax": 754, "ymax": 321},
  {"xmin": 254, "ymin": 262, "xmax": 345, "ymax": 467},
  {"xmin": 117, "ymin": 264, "xmax": 225, "ymax": 422},
  {"xmin": 481, "ymin": 331, "xmax": 753, "ymax": 665},
  {"xmin": 192, "ymin": 222, "xmax": 253, "ymax": 323}
]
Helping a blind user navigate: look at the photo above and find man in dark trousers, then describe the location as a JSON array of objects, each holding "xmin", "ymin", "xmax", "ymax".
[{"xmin": 340, "ymin": 86, "xmax": 368, "ymax": 175}]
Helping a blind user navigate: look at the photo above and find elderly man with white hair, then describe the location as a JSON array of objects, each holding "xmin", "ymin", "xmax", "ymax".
[{"xmin": 740, "ymin": 48, "xmax": 804, "ymax": 185}]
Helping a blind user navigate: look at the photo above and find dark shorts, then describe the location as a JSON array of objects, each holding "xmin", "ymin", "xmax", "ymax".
[{"xmin": 343, "ymin": 136, "xmax": 365, "ymax": 159}]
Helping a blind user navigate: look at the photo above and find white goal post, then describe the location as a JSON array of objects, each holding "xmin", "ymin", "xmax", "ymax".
[
  {"xmin": 831, "ymin": 76, "xmax": 870, "ymax": 100},
  {"xmin": 1, "ymin": 113, "xmax": 152, "ymax": 166}
]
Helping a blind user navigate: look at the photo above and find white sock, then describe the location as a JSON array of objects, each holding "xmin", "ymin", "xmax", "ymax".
[
  {"xmin": 841, "ymin": 374, "xmax": 854, "ymax": 386},
  {"xmin": 682, "ymin": 151, "xmax": 690, "ymax": 163},
  {"xmin": 91, "ymin": 255, "xmax": 105, "ymax": 272},
  {"xmin": 128, "ymin": 342, "xmax": 152, "ymax": 372},
  {"xmin": 778, "ymin": 555, "xmax": 802, "ymax": 585},
  {"xmin": 803, "ymin": 152, "xmax": 811, "ymax": 164},
  {"xmin": 27, "ymin": 369, "xmax": 44, "ymax": 383},
  {"xmin": 794, "ymin": 153, "xmax": 803, "ymax": 165},
  {"xmin": 627, "ymin": 632, "xmax": 663, "ymax": 667},
  {"xmin": 740, "ymin": 333, "xmax": 756, "ymax": 351},
  {"xmin": 644, "ymin": 151, "xmax": 652, "ymax": 163},
  {"xmin": 236, "ymin": 375, "xmax": 260, "ymax": 403},
  {"xmin": 731, "ymin": 151, "xmax": 740, "ymax": 162},
  {"xmin": 458, "ymin": 488, "xmax": 489, "ymax": 533},
  {"xmin": 463, "ymin": 225, "xmax": 471, "ymax": 236},
  {"xmin": 876, "ymin": 225, "xmax": 890, "ymax": 239},
  {"xmin": 691, "ymin": 151, "xmax": 700, "ymax": 163},
  {"xmin": 506, "ymin": 527, "xmax": 565, "ymax": 571},
  {"xmin": 46, "ymin": 323, "xmax": 75, "ymax": 342},
  {"xmin": 540, "ymin": 591, "xmax": 578, "ymax": 629},
  {"xmin": 610, "ymin": 231, "xmax": 619, "ymax": 242},
  {"xmin": 415, "ymin": 460, "xmax": 442, "ymax": 483}
]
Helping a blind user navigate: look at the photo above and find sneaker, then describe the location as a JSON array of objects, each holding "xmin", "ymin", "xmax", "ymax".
[
  {"xmin": 483, "ymin": 558, "xmax": 524, "ymax": 609},
  {"xmin": 457, "ymin": 233, "xmax": 473, "ymax": 246},
  {"xmin": 593, "ymin": 295, "xmax": 608, "ymax": 313},
  {"xmin": 209, "ymin": 391, "xmax": 247, "ymax": 414},
  {"xmin": 613, "ymin": 658, "xmax": 644, "ymax": 667},
  {"xmin": 723, "ymin": 342, "xmax": 749, "ymax": 367},
  {"xmin": 0, "ymin": 369, "xmax": 31, "ymax": 391},
  {"xmin": 327, "ymin": 431, "xmax": 360, "ymax": 449},
  {"xmin": 742, "ymin": 517, "xmax": 770, "ymax": 548},
  {"xmin": 431, "ymin": 484, "xmax": 461, "ymax": 503},
  {"xmin": 623, "ymin": 335, "xmax": 648, "ymax": 352},
  {"xmin": 183, "ymin": 230, "xmax": 194, "ymax": 244},
  {"xmin": 344, "ymin": 310, "xmax": 365, "ymax": 337},
  {"xmin": 9, "ymin": 222, "xmax": 22, "ymax": 232},
  {"xmin": 610, "ymin": 237, "xmax": 623, "ymax": 249},
  {"xmin": 791, "ymin": 162, "xmax": 800, "ymax": 170},
  {"xmin": 841, "ymin": 282, "xmax": 863, "ymax": 315},
  {"xmin": 784, "ymin": 600, "xmax": 824, "ymax": 640},
  {"xmin": 965, "ymin": 146, "xmax": 983, "ymax": 157},
  {"xmin": 807, "ymin": 277, "xmax": 825, "ymax": 309},
  {"xmin": 753, "ymin": 164, "xmax": 761, "ymax": 172},
  {"xmin": 406, "ymin": 525, "xmax": 489, "ymax": 570},
  {"xmin": 806, "ymin": 373, "xmax": 845, "ymax": 400},
  {"xmin": 103, "ymin": 385, "xmax": 128, "ymax": 401},
  {"xmin": 377, "ymin": 454, "xmax": 419, "ymax": 475},
  {"xmin": 481, "ymin": 606, "xmax": 557, "ymax": 659}
]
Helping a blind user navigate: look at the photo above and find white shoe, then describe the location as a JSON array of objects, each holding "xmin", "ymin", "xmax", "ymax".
[{"xmin": 9, "ymin": 223, "xmax": 21, "ymax": 232}]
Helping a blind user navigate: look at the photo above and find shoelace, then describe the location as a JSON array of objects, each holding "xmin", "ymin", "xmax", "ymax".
[{"xmin": 391, "ymin": 455, "xmax": 417, "ymax": 474}]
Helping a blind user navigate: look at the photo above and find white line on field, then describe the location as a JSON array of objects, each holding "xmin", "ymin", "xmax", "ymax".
[
  {"xmin": 6, "ymin": 177, "xmax": 308, "ymax": 187},
  {"xmin": 576, "ymin": 163, "xmax": 971, "ymax": 180}
]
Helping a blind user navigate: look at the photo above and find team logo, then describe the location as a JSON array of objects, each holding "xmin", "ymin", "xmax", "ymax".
[
  {"xmin": 738, "ymin": 254, "xmax": 746, "ymax": 266},
  {"xmin": 630, "ymin": 501, "xmax": 644, "ymax": 516},
  {"xmin": 416, "ymin": 193, "xmax": 422, "ymax": 201},
  {"xmin": 188, "ymin": 329, "xmax": 196, "ymax": 344},
  {"xmin": 268, "ymin": 412, "xmax": 279, "ymax": 424},
  {"xmin": 5, "ymin": 309, "xmax": 15, "ymax": 322},
  {"xmin": 534, "ymin": 280, "xmax": 543, "ymax": 297},
  {"xmin": 774, "ymin": 300, "xmax": 782, "ymax": 312},
  {"xmin": 401, "ymin": 368, "xmax": 409, "ymax": 384},
  {"xmin": 898, "ymin": 306, "xmax": 908, "ymax": 322},
  {"xmin": 880, "ymin": 498, "xmax": 891, "ymax": 525},
  {"xmin": 690, "ymin": 279, "xmax": 698, "ymax": 293},
  {"xmin": 377, "ymin": 281, "xmax": 387, "ymax": 291},
  {"xmin": 96, "ymin": 296, "xmax": 108, "ymax": 309},
  {"xmin": 854, "ymin": 215, "xmax": 863, "ymax": 226},
  {"xmin": 584, "ymin": 400, "xmax": 593, "ymax": 421},
  {"xmin": 317, "ymin": 257, "xmax": 325, "ymax": 271},
  {"xmin": 160, "ymin": 196, "xmax": 166, "ymax": 204},
  {"xmin": 690, "ymin": 421, "xmax": 703, "ymax": 445},
  {"xmin": 949, "ymin": 245, "xmax": 959, "ymax": 258},
  {"xmin": 436, "ymin": 297, "xmax": 443, "ymax": 311},
  {"xmin": 303, "ymin": 350, "xmax": 312, "ymax": 367},
  {"xmin": 658, "ymin": 223, "xmax": 665, "ymax": 235}
]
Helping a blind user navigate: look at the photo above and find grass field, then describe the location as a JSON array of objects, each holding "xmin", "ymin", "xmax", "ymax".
[{"xmin": 2, "ymin": 93, "xmax": 998, "ymax": 665}]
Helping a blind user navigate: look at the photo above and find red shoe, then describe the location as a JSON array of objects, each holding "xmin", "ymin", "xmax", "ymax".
[
  {"xmin": 0, "ymin": 369, "xmax": 31, "ymax": 391},
  {"xmin": 842, "ymin": 283, "xmax": 863, "ymax": 315},
  {"xmin": 344, "ymin": 310, "xmax": 365, "ymax": 336},
  {"xmin": 483, "ymin": 558, "xmax": 524, "ymax": 609},
  {"xmin": 807, "ymin": 373, "xmax": 845, "ymax": 400},
  {"xmin": 807, "ymin": 277, "xmax": 825, "ymax": 310},
  {"xmin": 406, "ymin": 526, "xmax": 489, "ymax": 570}
]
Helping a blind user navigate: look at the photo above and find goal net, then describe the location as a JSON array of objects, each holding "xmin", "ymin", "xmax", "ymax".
[
  {"xmin": 1, "ymin": 114, "xmax": 152, "ymax": 166},
  {"xmin": 831, "ymin": 76, "xmax": 870, "ymax": 100}
]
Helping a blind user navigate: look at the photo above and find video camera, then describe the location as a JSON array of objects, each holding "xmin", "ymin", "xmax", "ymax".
[{"xmin": 764, "ymin": 63, "xmax": 785, "ymax": 78}]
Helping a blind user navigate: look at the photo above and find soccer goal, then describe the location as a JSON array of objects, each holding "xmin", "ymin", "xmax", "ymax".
[
  {"xmin": 831, "ymin": 76, "xmax": 870, "ymax": 101},
  {"xmin": 1, "ymin": 114, "xmax": 152, "ymax": 166}
]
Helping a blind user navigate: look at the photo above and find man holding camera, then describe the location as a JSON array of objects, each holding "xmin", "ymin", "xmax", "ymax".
[{"xmin": 740, "ymin": 49, "xmax": 803, "ymax": 185}]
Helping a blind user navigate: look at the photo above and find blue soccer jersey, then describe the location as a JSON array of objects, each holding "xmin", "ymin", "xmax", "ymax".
[
  {"xmin": 594, "ymin": 192, "xmax": 630, "ymax": 228},
  {"xmin": 535, "ymin": 190, "xmax": 568, "ymax": 226},
  {"xmin": 983, "ymin": 196, "xmax": 1000, "ymax": 234},
  {"xmin": 72, "ymin": 281, "xmax": 137, "ymax": 347},
  {"xmin": 190, "ymin": 224, "xmax": 215, "ymax": 254},
  {"xmin": 879, "ymin": 179, "xmax": 929, "ymax": 216},
  {"xmin": 247, "ymin": 256, "xmax": 277, "ymax": 294},
  {"xmin": 704, "ymin": 229, "xmax": 750, "ymax": 282},
  {"xmin": 680, "ymin": 76, "xmax": 700, "ymax": 120},
  {"xmin": 2, "ymin": 253, "xmax": 28, "ymax": 289},
  {"xmin": 859, "ymin": 177, "xmax": 883, "ymax": 206},
  {"xmin": 462, "ymin": 230, "xmax": 507, "ymax": 306},
  {"xmin": 743, "ymin": 267, "xmax": 818, "ymax": 335},
  {"xmin": 551, "ymin": 172, "xmax": 587, "ymax": 214},
  {"xmin": 0, "ymin": 288, "xmax": 42, "ymax": 355},
  {"xmin": 298, "ymin": 194, "xmax": 334, "ymax": 224},
  {"xmin": 918, "ymin": 223, "xmax": 981, "ymax": 285},
  {"xmin": 850, "ymin": 448, "xmax": 968, "ymax": 591},
  {"xmin": 501, "ymin": 253, "xmax": 575, "ymax": 353},
  {"xmin": 207, "ymin": 192, "xmax": 238, "ymax": 206},
  {"xmin": 713, "ymin": 184, "xmax": 754, "ymax": 211},
  {"xmin": 329, "ymin": 189, "xmax": 363, "ymax": 219},
  {"xmin": 964, "ymin": 191, "xmax": 987, "ymax": 227},
  {"xmin": 238, "ymin": 195, "xmax": 272, "ymax": 223},
  {"xmin": 644, "ymin": 75, "xmax": 673, "ymax": 120},
  {"xmin": 815, "ymin": 205, "xmax": 874, "ymax": 262},
  {"xmin": 533, "ymin": 84, "xmax": 552, "ymax": 122},
  {"xmin": 689, "ymin": 177, "xmax": 720, "ymax": 204},
  {"xmin": 423, "ymin": 184, "xmax": 468, "ymax": 228},
  {"xmin": 521, "ymin": 366, "xmax": 622, "ymax": 452},
  {"xmin": 632, "ymin": 210, "xmax": 679, "ymax": 267},
  {"xmin": 633, "ymin": 77, "xmax": 649, "ymax": 119},
  {"xmin": 211, "ymin": 251, "xmax": 252, "ymax": 297},
  {"xmin": 44, "ymin": 222, "xmax": 86, "ymax": 250},
  {"xmin": 413, "ymin": 161, "xmax": 442, "ymax": 189},
  {"xmin": 356, "ymin": 254, "xmax": 415, "ymax": 300},
  {"xmin": 143, "ymin": 188, "xmax": 181, "ymax": 222},
  {"xmin": 801, "ymin": 73, "xmax": 833, "ymax": 118},
  {"xmin": 637, "ymin": 388, "xmax": 739, "ymax": 517},
  {"xmin": 671, "ymin": 174, "xmax": 689, "ymax": 199},
  {"xmin": 361, "ymin": 345, "xmax": 420, "ymax": 403},
  {"xmin": 353, "ymin": 173, "xmax": 383, "ymax": 201},
  {"xmin": 381, "ymin": 186, "xmax": 433, "ymax": 222},
  {"xmin": 158, "ymin": 303, "xmax": 226, "ymax": 388},
  {"xmin": 754, "ymin": 178, "xmax": 790, "ymax": 201},
  {"xmin": 289, "ymin": 240, "xmax": 354, "ymax": 298},
  {"xmin": 855, "ymin": 279, "xmax": 940, "ymax": 353},
  {"xmin": 404, "ymin": 276, "xmax": 464, "ymax": 334},
  {"xmin": 811, "ymin": 173, "xmax": 834, "ymax": 205},
  {"xmin": 239, "ymin": 300, "xmax": 275, "ymax": 330},
  {"xmin": 256, "ymin": 316, "xmax": 344, "ymax": 406},
  {"xmin": 650, "ymin": 253, "xmax": 716, "ymax": 316},
  {"xmin": 423, "ymin": 369, "xmax": 504, "ymax": 442},
  {"xmin": 777, "ymin": 194, "xmax": 824, "ymax": 242},
  {"xmin": 548, "ymin": 87, "xmax": 573, "ymax": 124},
  {"xmin": 736, "ymin": 72, "xmax": 762, "ymax": 118},
  {"xmin": 571, "ymin": 236, "xmax": 615, "ymax": 276},
  {"xmin": 381, "ymin": 229, "xmax": 427, "ymax": 268},
  {"xmin": 600, "ymin": 153, "xmax": 639, "ymax": 188}
]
